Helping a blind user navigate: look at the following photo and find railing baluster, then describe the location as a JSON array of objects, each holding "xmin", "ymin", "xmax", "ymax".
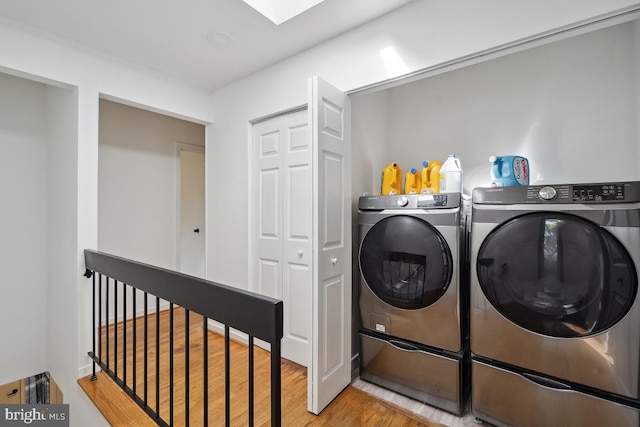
[
  {"xmin": 114, "ymin": 280, "xmax": 118, "ymax": 377},
  {"xmin": 156, "ymin": 296, "xmax": 160, "ymax": 418},
  {"xmin": 203, "ymin": 316, "xmax": 208, "ymax": 427},
  {"xmin": 225, "ymin": 325, "xmax": 230, "ymax": 427},
  {"xmin": 133, "ymin": 288, "xmax": 137, "ymax": 396},
  {"xmin": 106, "ymin": 277, "xmax": 110, "ymax": 370},
  {"xmin": 185, "ymin": 309, "xmax": 190, "ymax": 427},
  {"xmin": 170, "ymin": 304, "xmax": 174, "ymax": 427},
  {"xmin": 98, "ymin": 274, "xmax": 102, "ymax": 364},
  {"xmin": 249, "ymin": 336, "xmax": 254, "ymax": 426},
  {"xmin": 91, "ymin": 271, "xmax": 97, "ymax": 381},
  {"xmin": 144, "ymin": 291, "xmax": 148, "ymax": 406},
  {"xmin": 123, "ymin": 283, "xmax": 127, "ymax": 388}
]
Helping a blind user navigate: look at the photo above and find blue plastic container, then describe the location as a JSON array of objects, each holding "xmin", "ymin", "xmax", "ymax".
[{"xmin": 489, "ymin": 155, "xmax": 529, "ymax": 187}]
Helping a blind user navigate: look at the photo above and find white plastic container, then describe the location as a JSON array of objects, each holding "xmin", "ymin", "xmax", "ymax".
[{"xmin": 439, "ymin": 154, "xmax": 463, "ymax": 193}]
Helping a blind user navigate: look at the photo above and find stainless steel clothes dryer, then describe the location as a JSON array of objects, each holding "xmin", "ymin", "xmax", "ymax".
[
  {"xmin": 358, "ymin": 193, "xmax": 468, "ymax": 414},
  {"xmin": 470, "ymin": 182, "xmax": 640, "ymax": 427}
]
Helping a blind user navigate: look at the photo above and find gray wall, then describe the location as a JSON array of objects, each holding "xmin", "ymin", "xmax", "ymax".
[{"xmin": 98, "ymin": 99, "xmax": 205, "ymax": 268}]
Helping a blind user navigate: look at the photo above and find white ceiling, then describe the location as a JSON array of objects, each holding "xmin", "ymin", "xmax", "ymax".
[{"xmin": 0, "ymin": 0, "xmax": 415, "ymax": 91}]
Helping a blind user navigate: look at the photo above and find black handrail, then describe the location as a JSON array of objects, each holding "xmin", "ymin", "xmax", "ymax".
[{"xmin": 83, "ymin": 249, "xmax": 283, "ymax": 427}]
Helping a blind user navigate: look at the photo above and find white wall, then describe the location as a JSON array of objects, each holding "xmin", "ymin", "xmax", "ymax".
[
  {"xmin": 208, "ymin": 0, "xmax": 640, "ymax": 289},
  {"xmin": 353, "ymin": 20, "xmax": 638, "ymax": 195},
  {"xmin": 45, "ymin": 83, "xmax": 81, "ymax": 418},
  {"xmin": 0, "ymin": 73, "xmax": 49, "ymax": 385},
  {"xmin": 0, "ymin": 17, "xmax": 213, "ymax": 427},
  {"xmin": 635, "ymin": 20, "xmax": 640, "ymax": 168}
]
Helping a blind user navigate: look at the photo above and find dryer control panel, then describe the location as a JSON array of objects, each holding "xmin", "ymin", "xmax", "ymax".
[
  {"xmin": 473, "ymin": 181, "xmax": 640, "ymax": 204},
  {"xmin": 572, "ymin": 184, "xmax": 625, "ymax": 201}
]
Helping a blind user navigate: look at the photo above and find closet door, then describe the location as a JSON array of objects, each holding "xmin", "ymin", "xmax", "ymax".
[
  {"xmin": 308, "ymin": 76, "xmax": 351, "ymax": 414},
  {"xmin": 252, "ymin": 110, "xmax": 311, "ymax": 366}
]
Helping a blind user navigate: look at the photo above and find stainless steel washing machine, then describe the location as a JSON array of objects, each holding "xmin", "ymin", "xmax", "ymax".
[
  {"xmin": 470, "ymin": 181, "xmax": 640, "ymax": 427},
  {"xmin": 358, "ymin": 193, "xmax": 468, "ymax": 414}
]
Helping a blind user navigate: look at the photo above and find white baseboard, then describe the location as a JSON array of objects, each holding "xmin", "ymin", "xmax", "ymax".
[{"xmin": 206, "ymin": 320, "xmax": 272, "ymax": 353}]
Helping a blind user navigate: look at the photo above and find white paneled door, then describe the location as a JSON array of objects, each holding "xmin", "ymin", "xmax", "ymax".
[
  {"xmin": 252, "ymin": 109, "xmax": 312, "ymax": 367},
  {"xmin": 308, "ymin": 76, "xmax": 351, "ymax": 415},
  {"xmin": 178, "ymin": 145, "xmax": 206, "ymax": 278}
]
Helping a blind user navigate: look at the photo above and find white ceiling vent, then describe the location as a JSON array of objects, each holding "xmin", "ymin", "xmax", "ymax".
[{"xmin": 242, "ymin": 0, "xmax": 326, "ymax": 25}]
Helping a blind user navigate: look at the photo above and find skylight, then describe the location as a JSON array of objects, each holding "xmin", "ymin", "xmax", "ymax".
[{"xmin": 242, "ymin": 0, "xmax": 326, "ymax": 25}]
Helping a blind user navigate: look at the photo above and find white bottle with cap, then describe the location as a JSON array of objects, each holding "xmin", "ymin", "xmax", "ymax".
[{"xmin": 439, "ymin": 154, "xmax": 463, "ymax": 193}]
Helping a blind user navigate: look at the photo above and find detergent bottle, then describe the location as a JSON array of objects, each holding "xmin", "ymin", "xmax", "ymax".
[
  {"xmin": 382, "ymin": 162, "xmax": 403, "ymax": 195},
  {"xmin": 420, "ymin": 160, "xmax": 441, "ymax": 194},
  {"xmin": 489, "ymin": 155, "xmax": 529, "ymax": 186},
  {"xmin": 405, "ymin": 168, "xmax": 421, "ymax": 194},
  {"xmin": 439, "ymin": 154, "xmax": 463, "ymax": 193}
]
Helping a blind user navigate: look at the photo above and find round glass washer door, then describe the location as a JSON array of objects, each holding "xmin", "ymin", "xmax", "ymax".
[
  {"xmin": 477, "ymin": 212, "xmax": 637, "ymax": 338},
  {"xmin": 359, "ymin": 215, "xmax": 453, "ymax": 310}
]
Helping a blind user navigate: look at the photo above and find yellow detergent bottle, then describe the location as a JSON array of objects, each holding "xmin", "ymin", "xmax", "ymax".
[
  {"xmin": 420, "ymin": 160, "xmax": 441, "ymax": 194},
  {"xmin": 382, "ymin": 162, "xmax": 403, "ymax": 195},
  {"xmin": 404, "ymin": 168, "xmax": 421, "ymax": 194}
]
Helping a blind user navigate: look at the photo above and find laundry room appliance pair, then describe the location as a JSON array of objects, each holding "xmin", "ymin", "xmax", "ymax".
[
  {"xmin": 470, "ymin": 182, "xmax": 640, "ymax": 426},
  {"xmin": 357, "ymin": 193, "xmax": 469, "ymax": 414}
]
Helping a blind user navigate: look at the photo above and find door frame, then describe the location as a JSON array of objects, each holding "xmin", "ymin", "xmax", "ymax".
[{"xmin": 247, "ymin": 77, "xmax": 351, "ymax": 415}]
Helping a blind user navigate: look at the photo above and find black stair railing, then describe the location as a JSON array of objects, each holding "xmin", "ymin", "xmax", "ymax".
[{"xmin": 83, "ymin": 249, "xmax": 283, "ymax": 427}]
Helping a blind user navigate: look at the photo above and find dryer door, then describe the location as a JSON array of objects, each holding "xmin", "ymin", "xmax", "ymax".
[
  {"xmin": 360, "ymin": 215, "xmax": 453, "ymax": 310},
  {"xmin": 476, "ymin": 212, "xmax": 637, "ymax": 338}
]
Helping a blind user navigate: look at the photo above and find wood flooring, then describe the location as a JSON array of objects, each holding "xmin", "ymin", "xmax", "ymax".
[{"xmin": 78, "ymin": 307, "xmax": 445, "ymax": 426}]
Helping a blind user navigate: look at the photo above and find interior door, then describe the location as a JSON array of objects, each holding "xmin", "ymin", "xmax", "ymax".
[
  {"xmin": 252, "ymin": 110, "xmax": 311, "ymax": 366},
  {"xmin": 281, "ymin": 110, "xmax": 313, "ymax": 366},
  {"xmin": 253, "ymin": 117, "xmax": 284, "ymax": 300},
  {"xmin": 308, "ymin": 76, "xmax": 351, "ymax": 414},
  {"xmin": 178, "ymin": 144, "xmax": 205, "ymax": 278}
]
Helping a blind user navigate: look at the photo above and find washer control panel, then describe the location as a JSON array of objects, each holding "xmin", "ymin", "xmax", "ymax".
[
  {"xmin": 417, "ymin": 194, "xmax": 449, "ymax": 207},
  {"xmin": 358, "ymin": 193, "xmax": 461, "ymax": 210}
]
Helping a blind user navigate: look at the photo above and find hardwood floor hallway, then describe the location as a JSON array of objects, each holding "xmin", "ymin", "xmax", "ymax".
[{"xmin": 79, "ymin": 307, "xmax": 445, "ymax": 426}]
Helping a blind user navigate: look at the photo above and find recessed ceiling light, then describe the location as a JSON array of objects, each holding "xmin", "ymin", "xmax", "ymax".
[
  {"xmin": 206, "ymin": 31, "xmax": 233, "ymax": 46},
  {"xmin": 242, "ymin": 0, "xmax": 326, "ymax": 25}
]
